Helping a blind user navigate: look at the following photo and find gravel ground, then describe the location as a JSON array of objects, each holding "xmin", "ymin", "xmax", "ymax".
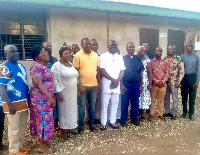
[{"xmin": 0, "ymin": 88, "xmax": 200, "ymax": 155}]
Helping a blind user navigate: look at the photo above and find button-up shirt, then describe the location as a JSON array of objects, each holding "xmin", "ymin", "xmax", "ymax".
[
  {"xmin": 164, "ymin": 54, "xmax": 184, "ymax": 86},
  {"xmin": 181, "ymin": 52, "xmax": 200, "ymax": 83},
  {"xmin": 123, "ymin": 55, "xmax": 144, "ymax": 83},
  {"xmin": 151, "ymin": 58, "xmax": 170, "ymax": 87},
  {"xmin": 100, "ymin": 52, "xmax": 125, "ymax": 94}
]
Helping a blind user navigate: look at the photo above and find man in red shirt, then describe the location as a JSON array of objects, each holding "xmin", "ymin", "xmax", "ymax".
[{"xmin": 148, "ymin": 47, "xmax": 169, "ymax": 121}]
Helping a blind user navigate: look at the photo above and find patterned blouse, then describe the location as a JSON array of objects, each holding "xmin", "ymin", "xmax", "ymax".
[
  {"xmin": 164, "ymin": 54, "xmax": 184, "ymax": 86},
  {"xmin": 151, "ymin": 58, "xmax": 170, "ymax": 87}
]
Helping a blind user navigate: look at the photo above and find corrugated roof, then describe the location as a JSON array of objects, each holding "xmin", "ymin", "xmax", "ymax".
[
  {"xmin": 0, "ymin": 0, "xmax": 65, "ymax": 6},
  {"xmin": 1, "ymin": 0, "xmax": 200, "ymax": 20},
  {"xmin": 66, "ymin": 0, "xmax": 200, "ymax": 20}
]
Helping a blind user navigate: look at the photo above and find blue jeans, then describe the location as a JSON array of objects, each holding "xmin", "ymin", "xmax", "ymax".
[
  {"xmin": 121, "ymin": 81, "xmax": 140, "ymax": 123},
  {"xmin": 78, "ymin": 86, "xmax": 97, "ymax": 127}
]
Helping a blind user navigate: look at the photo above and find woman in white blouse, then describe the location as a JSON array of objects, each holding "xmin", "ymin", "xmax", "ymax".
[{"xmin": 51, "ymin": 46, "xmax": 79, "ymax": 139}]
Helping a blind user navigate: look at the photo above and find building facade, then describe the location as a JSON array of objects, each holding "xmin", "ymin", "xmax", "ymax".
[{"xmin": 1, "ymin": 0, "xmax": 200, "ymax": 61}]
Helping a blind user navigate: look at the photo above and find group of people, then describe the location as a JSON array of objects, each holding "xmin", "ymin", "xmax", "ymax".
[{"xmin": 0, "ymin": 38, "xmax": 199, "ymax": 154}]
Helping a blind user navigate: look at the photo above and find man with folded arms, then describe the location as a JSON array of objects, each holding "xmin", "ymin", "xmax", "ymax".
[{"xmin": 100, "ymin": 40, "xmax": 125, "ymax": 130}]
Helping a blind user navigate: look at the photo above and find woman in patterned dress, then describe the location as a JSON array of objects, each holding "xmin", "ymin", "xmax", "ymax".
[
  {"xmin": 51, "ymin": 46, "xmax": 79, "ymax": 139},
  {"xmin": 29, "ymin": 46, "xmax": 56, "ymax": 153},
  {"xmin": 137, "ymin": 46, "xmax": 152, "ymax": 119}
]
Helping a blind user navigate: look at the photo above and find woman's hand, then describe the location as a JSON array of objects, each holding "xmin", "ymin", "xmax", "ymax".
[
  {"xmin": 79, "ymin": 85, "xmax": 86, "ymax": 94},
  {"xmin": 57, "ymin": 92, "xmax": 64, "ymax": 102},
  {"xmin": 49, "ymin": 97, "xmax": 56, "ymax": 108}
]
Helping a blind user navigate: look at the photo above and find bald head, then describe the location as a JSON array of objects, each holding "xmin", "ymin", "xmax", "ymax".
[{"xmin": 43, "ymin": 42, "xmax": 52, "ymax": 54}]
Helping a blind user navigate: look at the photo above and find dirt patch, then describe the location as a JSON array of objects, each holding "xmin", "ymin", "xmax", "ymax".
[{"xmin": 1, "ymin": 89, "xmax": 200, "ymax": 155}]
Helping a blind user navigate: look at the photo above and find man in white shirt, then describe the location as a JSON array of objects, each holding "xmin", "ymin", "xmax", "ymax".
[{"xmin": 100, "ymin": 40, "xmax": 125, "ymax": 130}]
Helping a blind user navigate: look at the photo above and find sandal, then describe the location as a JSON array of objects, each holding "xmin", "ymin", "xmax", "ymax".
[
  {"xmin": 38, "ymin": 147, "xmax": 53, "ymax": 154},
  {"xmin": 109, "ymin": 123, "xmax": 119, "ymax": 129},
  {"xmin": 100, "ymin": 125, "xmax": 107, "ymax": 131}
]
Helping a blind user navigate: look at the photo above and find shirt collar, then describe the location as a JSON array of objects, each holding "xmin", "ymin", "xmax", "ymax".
[
  {"xmin": 81, "ymin": 49, "xmax": 94, "ymax": 55},
  {"xmin": 186, "ymin": 51, "xmax": 193, "ymax": 55},
  {"xmin": 167, "ymin": 54, "xmax": 176, "ymax": 58},
  {"xmin": 127, "ymin": 54, "xmax": 134, "ymax": 58},
  {"xmin": 152, "ymin": 57, "xmax": 164, "ymax": 62}
]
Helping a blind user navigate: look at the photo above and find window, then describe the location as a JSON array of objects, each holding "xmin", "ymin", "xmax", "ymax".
[{"xmin": 0, "ymin": 5, "xmax": 47, "ymax": 60}]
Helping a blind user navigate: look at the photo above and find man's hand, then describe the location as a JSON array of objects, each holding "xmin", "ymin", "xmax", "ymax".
[
  {"xmin": 147, "ymin": 84, "xmax": 152, "ymax": 92},
  {"xmin": 112, "ymin": 79, "xmax": 120, "ymax": 89},
  {"xmin": 157, "ymin": 81, "xmax": 163, "ymax": 88},
  {"xmin": 96, "ymin": 84, "xmax": 101, "ymax": 93},
  {"xmin": 193, "ymin": 82, "xmax": 199, "ymax": 90},
  {"xmin": 79, "ymin": 85, "xmax": 86, "ymax": 94},
  {"xmin": 140, "ymin": 84, "xmax": 144, "ymax": 93},
  {"xmin": 57, "ymin": 92, "xmax": 63, "ymax": 102},
  {"xmin": 121, "ymin": 84, "xmax": 127, "ymax": 94},
  {"xmin": 174, "ymin": 83, "xmax": 180, "ymax": 88},
  {"xmin": 8, "ymin": 103, "xmax": 16, "ymax": 115}
]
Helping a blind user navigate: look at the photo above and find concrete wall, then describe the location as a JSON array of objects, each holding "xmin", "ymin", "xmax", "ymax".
[
  {"xmin": 18, "ymin": 8, "xmax": 200, "ymax": 87},
  {"xmin": 48, "ymin": 8, "xmax": 200, "ymax": 58}
]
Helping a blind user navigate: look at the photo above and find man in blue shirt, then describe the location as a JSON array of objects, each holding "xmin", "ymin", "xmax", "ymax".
[
  {"xmin": 0, "ymin": 45, "xmax": 30, "ymax": 155},
  {"xmin": 121, "ymin": 42, "xmax": 144, "ymax": 127}
]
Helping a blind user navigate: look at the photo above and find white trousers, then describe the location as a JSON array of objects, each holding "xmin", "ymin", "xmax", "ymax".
[
  {"xmin": 7, "ymin": 110, "xmax": 28, "ymax": 153},
  {"xmin": 101, "ymin": 93, "xmax": 119, "ymax": 125}
]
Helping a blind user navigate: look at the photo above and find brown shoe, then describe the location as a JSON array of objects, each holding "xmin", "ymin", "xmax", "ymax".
[
  {"xmin": 19, "ymin": 146, "xmax": 31, "ymax": 152},
  {"xmin": 158, "ymin": 116, "xmax": 166, "ymax": 121},
  {"xmin": 9, "ymin": 151, "xmax": 26, "ymax": 155},
  {"xmin": 147, "ymin": 115, "xmax": 153, "ymax": 121}
]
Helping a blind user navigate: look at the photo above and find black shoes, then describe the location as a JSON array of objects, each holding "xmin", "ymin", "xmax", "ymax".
[
  {"xmin": 78, "ymin": 127, "xmax": 84, "ymax": 134},
  {"xmin": 130, "ymin": 121, "xmax": 140, "ymax": 126},
  {"xmin": 171, "ymin": 115, "xmax": 176, "ymax": 120},
  {"xmin": 63, "ymin": 134, "xmax": 70, "ymax": 140},
  {"xmin": 189, "ymin": 115, "xmax": 194, "ymax": 120},
  {"xmin": 182, "ymin": 113, "xmax": 187, "ymax": 118},
  {"xmin": 116, "ymin": 119, "xmax": 121, "ymax": 123},
  {"xmin": 89, "ymin": 126, "xmax": 97, "ymax": 132},
  {"xmin": 94, "ymin": 119, "xmax": 101, "ymax": 124},
  {"xmin": 70, "ymin": 131, "xmax": 78, "ymax": 135},
  {"xmin": 120, "ymin": 122, "xmax": 127, "ymax": 127},
  {"xmin": 163, "ymin": 113, "xmax": 172, "ymax": 117},
  {"xmin": 109, "ymin": 123, "xmax": 119, "ymax": 129}
]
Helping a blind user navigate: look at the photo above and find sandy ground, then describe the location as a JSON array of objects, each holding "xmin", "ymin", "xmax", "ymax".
[{"xmin": 0, "ymin": 88, "xmax": 200, "ymax": 155}]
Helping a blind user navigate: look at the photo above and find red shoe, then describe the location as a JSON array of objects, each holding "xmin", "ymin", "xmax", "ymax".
[
  {"xmin": 147, "ymin": 115, "xmax": 153, "ymax": 121},
  {"xmin": 19, "ymin": 146, "xmax": 31, "ymax": 152},
  {"xmin": 9, "ymin": 151, "xmax": 26, "ymax": 155},
  {"xmin": 158, "ymin": 116, "xmax": 166, "ymax": 121}
]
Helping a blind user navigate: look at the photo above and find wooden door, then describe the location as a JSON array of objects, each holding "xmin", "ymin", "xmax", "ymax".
[{"xmin": 168, "ymin": 29, "xmax": 185, "ymax": 56}]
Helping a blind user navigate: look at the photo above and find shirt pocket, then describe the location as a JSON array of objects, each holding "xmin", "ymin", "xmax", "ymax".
[{"xmin": 191, "ymin": 59, "xmax": 196, "ymax": 70}]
